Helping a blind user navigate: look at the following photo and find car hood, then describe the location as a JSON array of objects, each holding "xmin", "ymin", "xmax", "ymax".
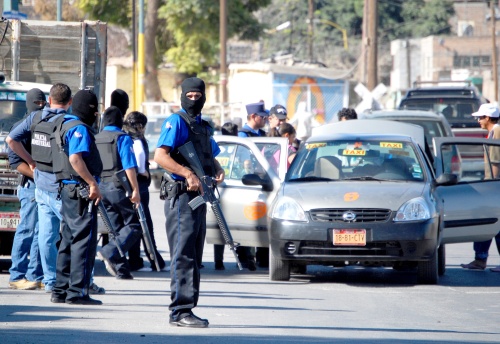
[{"xmin": 282, "ymin": 181, "xmax": 425, "ymax": 210}]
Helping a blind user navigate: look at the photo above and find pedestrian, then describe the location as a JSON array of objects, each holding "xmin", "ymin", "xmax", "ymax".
[
  {"xmin": 50, "ymin": 89, "xmax": 104, "ymax": 305},
  {"xmin": 238, "ymin": 102, "xmax": 269, "ymax": 138},
  {"xmin": 154, "ymin": 77, "xmax": 225, "ymax": 328},
  {"xmin": 277, "ymin": 122, "xmax": 297, "ymax": 169},
  {"xmin": 123, "ymin": 111, "xmax": 167, "ymax": 272},
  {"xmin": 337, "ymin": 107, "xmax": 358, "ymax": 121},
  {"xmin": 213, "ymin": 122, "xmax": 239, "ymax": 271},
  {"xmin": 461, "ymin": 103, "xmax": 500, "ymax": 272},
  {"xmin": 95, "ymin": 106, "xmax": 142, "ymax": 280},
  {"xmin": 7, "ymin": 88, "xmax": 46, "ymax": 290},
  {"xmin": 7, "ymin": 83, "xmax": 70, "ymax": 293},
  {"xmin": 268, "ymin": 105, "xmax": 288, "ymax": 137},
  {"xmin": 110, "ymin": 89, "xmax": 129, "ymax": 117}
]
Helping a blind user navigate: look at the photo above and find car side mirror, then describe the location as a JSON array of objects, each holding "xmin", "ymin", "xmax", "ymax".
[
  {"xmin": 434, "ymin": 173, "xmax": 458, "ymax": 186},
  {"xmin": 241, "ymin": 173, "xmax": 274, "ymax": 192}
]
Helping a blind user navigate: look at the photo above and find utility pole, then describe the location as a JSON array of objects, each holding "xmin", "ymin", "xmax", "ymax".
[
  {"xmin": 366, "ymin": 0, "xmax": 378, "ymax": 90},
  {"xmin": 308, "ymin": 0, "xmax": 314, "ymax": 62},
  {"xmin": 131, "ymin": 0, "xmax": 137, "ymax": 110},
  {"xmin": 360, "ymin": 0, "xmax": 368, "ymax": 85},
  {"xmin": 492, "ymin": 0, "xmax": 498, "ymax": 102},
  {"xmin": 220, "ymin": 0, "xmax": 228, "ymax": 105},
  {"xmin": 137, "ymin": 0, "xmax": 145, "ymax": 111}
]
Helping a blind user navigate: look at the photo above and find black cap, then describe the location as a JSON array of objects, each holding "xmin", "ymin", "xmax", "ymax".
[{"xmin": 269, "ymin": 105, "xmax": 287, "ymax": 120}]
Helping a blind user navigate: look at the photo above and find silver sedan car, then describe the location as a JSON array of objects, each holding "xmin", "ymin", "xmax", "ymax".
[{"xmin": 266, "ymin": 120, "xmax": 500, "ymax": 284}]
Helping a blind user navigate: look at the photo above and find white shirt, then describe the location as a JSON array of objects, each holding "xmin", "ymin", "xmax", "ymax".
[{"xmin": 132, "ymin": 139, "xmax": 147, "ymax": 174}]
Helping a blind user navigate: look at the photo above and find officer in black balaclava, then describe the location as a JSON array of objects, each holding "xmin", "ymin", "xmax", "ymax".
[
  {"xmin": 71, "ymin": 89, "xmax": 99, "ymax": 127},
  {"xmin": 110, "ymin": 89, "xmax": 129, "ymax": 117},
  {"xmin": 180, "ymin": 77, "xmax": 206, "ymax": 118},
  {"xmin": 26, "ymin": 88, "xmax": 47, "ymax": 114}
]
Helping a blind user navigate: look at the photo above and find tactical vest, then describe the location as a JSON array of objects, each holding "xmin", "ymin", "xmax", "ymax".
[
  {"xmin": 30, "ymin": 110, "xmax": 62, "ymax": 172},
  {"xmin": 94, "ymin": 130, "xmax": 125, "ymax": 179},
  {"xmin": 239, "ymin": 128, "xmax": 266, "ymax": 137},
  {"xmin": 170, "ymin": 112, "xmax": 216, "ymax": 177},
  {"xmin": 52, "ymin": 117, "xmax": 103, "ymax": 181}
]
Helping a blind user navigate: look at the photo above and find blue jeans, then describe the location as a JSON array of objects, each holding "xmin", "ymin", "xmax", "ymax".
[
  {"xmin": 474, "ymin": 231, "xmax": 500, "ymax": 261},
  {"xmin": 9, "ymin": 180, "xmax": 43, "ymax": 282},
  {"xmin": 35, "ymin": 187, "xmax": 62, "ymax": 291}
]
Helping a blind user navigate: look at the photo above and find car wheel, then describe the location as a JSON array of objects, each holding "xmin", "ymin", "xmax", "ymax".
[
  {"xmin": 438, "ymin": 244, "xmax": 446, "ymax": 276},
  {"xmin": 417, "ymin": 247, "xmax": 439, "ymax": 285},
  {"xmin": 269, "ymin": 250, "xmax": 290, "ymax": 281}
]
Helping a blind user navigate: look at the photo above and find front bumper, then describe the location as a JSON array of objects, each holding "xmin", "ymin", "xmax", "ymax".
[{"xmin": 269, "ymin": 215, "xmax": 439, "ymax": 263}]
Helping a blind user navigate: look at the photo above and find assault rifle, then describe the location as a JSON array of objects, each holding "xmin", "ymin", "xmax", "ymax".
[
  {"xmin": 78, "ymin": 184, "xmax": 125, "ymax": 257},
  {"xmin": 178, "ymin": 141, "xmax": 243, "ymax": 270},
  {"xmin": 114, "ymin": 169, "xmax": 161, "ymax": 272}
]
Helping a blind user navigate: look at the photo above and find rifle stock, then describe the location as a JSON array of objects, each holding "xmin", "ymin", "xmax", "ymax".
[{"xmin": 178, "ymin": 142, "xmax": 243, "ymax": 270}]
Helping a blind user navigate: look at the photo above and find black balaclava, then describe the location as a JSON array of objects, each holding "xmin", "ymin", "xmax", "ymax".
[
  {"xmin": 110, "ymin": 89, "xmax": 129, "ymax": 117},
  {"xmin": 180, "ymin": 77, "xmax": 206, "ymax": 117},
  {"xmin": 26, "ymin": 88, "xmax": 46, "ymax": 114},
  {"xmin": 101, "ymin": 106, "xmax": 123, "ymax": 129},
  {"xmin": 72, "ymin": 89, "xmax": 99, "ymax": 126}
]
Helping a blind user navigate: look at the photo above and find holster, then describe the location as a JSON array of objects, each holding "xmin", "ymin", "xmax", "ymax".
[{"xmin": 160, "ymin": 176, "xmax": 187, "ymax": 201}]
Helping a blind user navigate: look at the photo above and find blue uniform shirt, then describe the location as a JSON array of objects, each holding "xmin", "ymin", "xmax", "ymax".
[
  {"xmin": 8, "ymin": 108, "xmax": 67, "ymax": 192},
  {"xmin": 238, "ymin": 123, "xmax": 265, "ymax": 137},
  {"xmin": 156, "ymin": 111, "xmax": 220, "ymax": 180},
  {"xmin": 102, "ymin": 125, "xmax": 138, "ymax": 170}
]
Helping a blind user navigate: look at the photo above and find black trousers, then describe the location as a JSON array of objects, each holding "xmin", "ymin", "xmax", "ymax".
[
  {"xmin": 164, "ymin": 190, "xmax": 206, "ymax": 318},
  {"xmin": 53, "ymin": 184, "xmax": 98, "ymax": 300},
  {"xmin": 99, "ymin": 181, "xmax": 141, "ymax": 274},
  {"xmin": 128, "ymin": 188, "xmax": 166, "ymax": 270}
]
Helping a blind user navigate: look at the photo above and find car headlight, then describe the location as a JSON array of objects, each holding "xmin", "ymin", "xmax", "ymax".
[
  {"xmin": 394, "ymin": 197, "xmax": 431, "ymax": 222},
  {"xmin": 271, "ymin": 196, "xmax": 308, "ymax": 222}
]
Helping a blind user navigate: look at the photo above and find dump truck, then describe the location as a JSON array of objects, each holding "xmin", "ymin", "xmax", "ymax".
[{"xmin": 0, "ymin": 19, "xmax": 107, "ymax": 263}]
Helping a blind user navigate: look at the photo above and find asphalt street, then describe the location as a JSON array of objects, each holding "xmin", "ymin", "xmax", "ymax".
[{"xmin": 1, "ymin": 188, "xmax": 499, "ymax": 344}]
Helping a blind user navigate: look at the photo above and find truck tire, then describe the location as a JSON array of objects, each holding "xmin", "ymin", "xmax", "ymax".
[
  {"xmin": 269, "ymin": 249, "xmax": 290, "ymax": 281},
  {"xmin": 417, "ymin": 247, "xmax": 439, "ymax": 285}
]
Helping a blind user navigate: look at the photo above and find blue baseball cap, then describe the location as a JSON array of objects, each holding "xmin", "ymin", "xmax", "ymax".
[{"xmin": 246, "ymin": 102, "xmax": 269, "ymax": 117}]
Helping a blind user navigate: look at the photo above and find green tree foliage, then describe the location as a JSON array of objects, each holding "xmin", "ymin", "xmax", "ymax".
[{"xmin": 77, "ymin": 0, "xmax": 131, "ymax": 27}]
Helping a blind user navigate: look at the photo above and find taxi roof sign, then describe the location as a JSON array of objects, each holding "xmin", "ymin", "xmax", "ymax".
[{"xmin": 2, "ymin": 10, "xmax": 28, "ymax": 20}]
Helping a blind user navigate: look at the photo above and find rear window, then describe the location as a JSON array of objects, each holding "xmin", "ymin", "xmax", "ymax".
[{"xmin": 399, "ymin": 99, "xmax": 480, "ymax": 128}]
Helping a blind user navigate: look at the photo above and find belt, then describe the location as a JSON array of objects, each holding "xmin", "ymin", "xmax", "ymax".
[{"xmin": 101, "ymin": 176, "xmax": 115, "ymax": 183}]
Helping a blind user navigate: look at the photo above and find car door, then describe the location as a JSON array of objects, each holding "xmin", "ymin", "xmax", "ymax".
[
  {"xmin": 434, "ymin": 137, "xmax": 500, "ymax": 243},
  {"xmin": 206, "ymin": 136, "xmax": 287, "ymax": 248}
]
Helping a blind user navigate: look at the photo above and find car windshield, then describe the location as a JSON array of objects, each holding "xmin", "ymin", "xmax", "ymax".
[
  {"xmin": 144, "ymin": 116, "xmax": 169, "ymax": 159},
  {"xmin": 287, "ymin": 139, "xmax": 424, "ymax": 182},
  {"xmin": 399, "ymin": 99, "xmax": 479, "ymax": 127}
]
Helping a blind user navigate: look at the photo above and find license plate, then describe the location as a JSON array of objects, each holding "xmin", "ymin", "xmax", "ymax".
[
  {"xmin": 0, "ymin": 213, "xmax": 21, "ymax": 229},
  {"xmin": 333, "ymin": 229, "xmax": 366, "ymax": 246}
]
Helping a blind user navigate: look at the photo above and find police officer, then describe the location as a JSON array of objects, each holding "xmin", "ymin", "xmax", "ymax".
[
  {"xmin": 110, "ymin": 89, "xmax": 129, "ymax": 117},
  {"xmin": 7, "ymin": 83, "xmax": 71, "ymax": 293},
  {"xmin": 95, "ymin": 106, "xmax": 142, "ymax": 280},
  {"xmin": 154, "ymin": 77, "xmax": 225, "ymax": 328},
  {"xmin": 7, "ymin": 88, "xmax": 46, "ymax": 290},
  {"xmin": 238, "ymin": 102, "xmax": 269, "ymax": 138},
  {"xmin": 123, "ymin": 111, "xmax": 167, "ymax": 272},
  {"xmin": 50, "ymin": 89, "xmax": 103, "ymax": 305}
]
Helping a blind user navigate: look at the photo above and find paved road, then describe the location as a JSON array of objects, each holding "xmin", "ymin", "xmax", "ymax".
[{"xmin": 1, "ymin": 188, "xmax": 499, "ymax": 344}]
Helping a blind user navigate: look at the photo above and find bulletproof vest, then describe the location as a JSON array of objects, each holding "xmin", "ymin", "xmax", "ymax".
[
  {"xmin": 52, "ymin": 117, "xmax": 103, "ymax": 181},
  {"xmin": 94, "ymin": 130, "xmax": 125, "ymax": 179},
  {"xmin": 30, "ymin": 110, "xmax": 62, "ymax": 172},
  {"xmin": 171, "ymin": 112, "xmax": 216, "ymax": 177},
  {"xmin": 239, "ymin": 128, "xmax": 266, "ymax": 137}
]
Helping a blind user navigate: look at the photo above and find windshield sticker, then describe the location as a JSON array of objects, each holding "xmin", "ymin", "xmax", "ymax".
[
  {"xmin": 216, "ymin": 156, "xmax": 230, "ymax": 168},
  {"xmin": 306, "ymin": 142, "xmax": 327, "ymax": 149},
  {"xmin": 343, "ymin": 149, "xmax": 366, "ymax": 156},
  {"xmin": 380, "ymin": 142, "xmax": 403, "ymax": 149},
  {"xmin": 243, "ymin": 201, "xmax": 267, "ymax": 220},
  {"xmin": 344, "ymin": 192, "xmax": 359, "ymax": 202}
]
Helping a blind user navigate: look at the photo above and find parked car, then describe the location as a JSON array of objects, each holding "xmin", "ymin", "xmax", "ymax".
[{"xmin": 263, "ymin": 120, "xmax": 500, "ymax": 284}]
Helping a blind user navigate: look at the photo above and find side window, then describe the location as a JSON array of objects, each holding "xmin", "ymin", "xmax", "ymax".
[
  {"xmin": 217, "ymin": 143, "xmax": 265, "ymax": 181},
  {"xmin": 255, "ymin": 143, "xmax": 281, "ymax": 175}
]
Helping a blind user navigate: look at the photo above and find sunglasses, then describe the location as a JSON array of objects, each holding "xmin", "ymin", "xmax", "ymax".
[{"xmin": 477, "ymin": 116, "xmax": 487, "ymax": 121}]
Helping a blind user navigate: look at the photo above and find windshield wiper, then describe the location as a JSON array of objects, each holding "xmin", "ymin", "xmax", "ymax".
[
  {"xmin": 342, "ymin": 176, "xmax": 385, "ymax": 181},
  {"xmin": 288, "ymin": 176, "xmax": 336, "ymax": 182}
]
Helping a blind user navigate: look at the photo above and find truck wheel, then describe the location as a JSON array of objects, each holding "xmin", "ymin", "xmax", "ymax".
[
  {"xmin": 269, "ymin": 249, "xmax": 290, "ymax": 281},
  {"xmin": 438, "ymin": 244, "xmax": 446, "ymax": 276},
  {"xmin": 417, "ymin": 247, "xmax": 439, "ymax": 284}
]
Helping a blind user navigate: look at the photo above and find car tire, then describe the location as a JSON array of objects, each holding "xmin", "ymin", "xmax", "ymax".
[
  {"xmin": 417, "ymin": 247, "xmax": 439, "ymax": 285},
  {"xmin": 438, "ymin": 244, "xmax": 446, "ymax": 276},
  {"xmin": 269, "ymin": 250, "xmax": 290, "ymax": 281}
]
